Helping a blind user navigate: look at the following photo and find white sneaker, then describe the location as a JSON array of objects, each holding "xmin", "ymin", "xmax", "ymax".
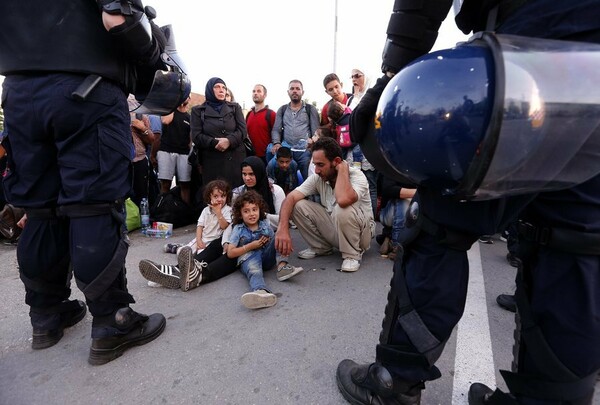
[
  {"xmin": 297, "ymin": 248, "xmax": 333, "ymax": 260},
  {"xmin": 240, "ymin": 289, "xmax": 277, "ymax": 309},
  {"xmin": 340, "ymin": 258, "xmax": 361, "ymax": 272},
  {"xmin": 147, "ymin": 281, "xmax": 163, "ymax": 288}
]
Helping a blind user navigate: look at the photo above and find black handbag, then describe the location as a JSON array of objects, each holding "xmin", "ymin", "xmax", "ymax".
[{"xmin": 243, "ymin": 136, "xmax": 256, "ymax": 156}]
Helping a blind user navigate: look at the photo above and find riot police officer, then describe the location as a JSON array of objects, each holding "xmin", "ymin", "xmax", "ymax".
[
  {"xmin": 336, "ymin": 1, "xmax": 600, "ymax": 404},
  {"xmin": 0, "ymin": 1, "xmax": 189, "ymax": 364}
]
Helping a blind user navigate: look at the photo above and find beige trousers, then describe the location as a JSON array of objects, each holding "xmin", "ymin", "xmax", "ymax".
[{"xmin": 291, "ymin": 199, "xmax": 374, "ymax": 260}]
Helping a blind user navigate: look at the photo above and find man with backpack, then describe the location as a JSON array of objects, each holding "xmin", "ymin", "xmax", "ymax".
[
  {"xmin": 269, "ymin": 79, "xmax": 320, "ymax": 181},
  {"xmin": 246, "ymin": 84, "xmax": 276, "ymax": 166}
]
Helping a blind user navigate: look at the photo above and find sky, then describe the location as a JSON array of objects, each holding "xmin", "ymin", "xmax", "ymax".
[
  {"xmin": 0, "ymin": 2, "xmax": 469, "ymax": 111},
  {"xmin": 148, "ymin": 0, "xmax": 469, "ymax": 110}
]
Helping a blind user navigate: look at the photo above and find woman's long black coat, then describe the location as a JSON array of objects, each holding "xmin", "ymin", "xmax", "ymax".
[{"xmin": 191, "ymin": 102, "xmax": 247, "ymax": 189}]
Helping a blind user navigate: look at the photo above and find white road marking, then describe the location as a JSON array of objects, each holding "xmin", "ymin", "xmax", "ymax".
[{"xmin": 452, "ymin": 242, "xmax": 497, "ymax": 404}]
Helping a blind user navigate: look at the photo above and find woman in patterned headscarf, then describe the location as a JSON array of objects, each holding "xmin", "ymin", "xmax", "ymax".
[{"xmin": 348, "ymin": 68, "xmax": 378, "ymax": 217}]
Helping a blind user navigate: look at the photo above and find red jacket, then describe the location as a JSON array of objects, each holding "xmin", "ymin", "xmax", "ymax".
[{"xmin": 246, "ymin": 107, "xmax": 276, "ymax": 158}]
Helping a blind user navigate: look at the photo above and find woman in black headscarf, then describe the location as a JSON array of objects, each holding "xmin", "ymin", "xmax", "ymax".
[
  {"xmin": 191, "ymin": 77, "xmax": 247, "ymax": 189},
  {"xmin": 234, "ymin": 157, "xmax": 274, "ymax": 210}
]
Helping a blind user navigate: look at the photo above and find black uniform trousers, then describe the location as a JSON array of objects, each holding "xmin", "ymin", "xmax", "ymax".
[{"xmin": 2, "ymin": 73, "xmax": 134, "ymax": 317}]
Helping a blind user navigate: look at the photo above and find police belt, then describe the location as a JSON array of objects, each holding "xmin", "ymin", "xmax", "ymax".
[{"xmin": 517, "ymin": 220, "xmax": 600, "ymax": 255}]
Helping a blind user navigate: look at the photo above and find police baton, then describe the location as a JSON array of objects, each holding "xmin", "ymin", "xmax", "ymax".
[{"xmin": 71, "ymin": 74, "xmax": 102, "ymax": 101}]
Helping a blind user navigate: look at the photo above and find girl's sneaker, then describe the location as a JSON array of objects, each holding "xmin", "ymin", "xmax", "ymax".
[
  {"xmin": 163, "ymin": 243, "xmax": 183, "ymax": 254},
  {"xmin": 139, "ymin": 260, "xmax": 181, "ymax": 289},
  {"xmin": 147, "ymin": 281, "xmax": 163, "ymax": 288}
]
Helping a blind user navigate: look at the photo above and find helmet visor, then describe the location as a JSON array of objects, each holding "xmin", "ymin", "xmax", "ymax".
[
  {"xmin": 465, "ymin": 34, "xmax": 600, "ymax": 200},
  {"xmin": 129, "ymin": 70, "xmax": 191, "ymax": 115}
]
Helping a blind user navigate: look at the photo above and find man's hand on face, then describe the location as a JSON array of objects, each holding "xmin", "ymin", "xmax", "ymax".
[{"xmin": 335, "ymin": 158, "xmax": 348, "ymax": 173}]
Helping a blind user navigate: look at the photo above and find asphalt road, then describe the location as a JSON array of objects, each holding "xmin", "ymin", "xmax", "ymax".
[{"xmin": 0, "ymin": 225, "xmax": 598, "ymax": 404}]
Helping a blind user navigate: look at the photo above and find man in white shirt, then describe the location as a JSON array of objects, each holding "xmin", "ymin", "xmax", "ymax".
[{"xmin": 275, "ymin": 138, "xmax": 374, "ymax": 272}]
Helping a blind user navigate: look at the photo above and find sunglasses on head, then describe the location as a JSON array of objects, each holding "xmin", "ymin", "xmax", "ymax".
[{"xmin": 351, "ymin": 74, "xmax": 363, "ymax": 79}]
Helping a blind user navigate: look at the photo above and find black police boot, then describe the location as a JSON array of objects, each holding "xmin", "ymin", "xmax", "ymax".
[
  {"xmin": 336, "ymin": 359, "xmax": 423, "ymax": 405},
  {"xmin": 506, "ymin": 253, "xmax": 521, "ymax": 268},
  {"xmin": 30, "ymin": 299, "xmax": 87, "ymax": 350},
  {"xmin": 468, "ymin": 383, "xmax": 518, "ymax": 405},
  {"xmin": 89, "ymin": 307, "xmax": 166, "ymax": 365},
  {"xmin": 496, "ymin": 294, "xmax": 517, "ymax": 313}
]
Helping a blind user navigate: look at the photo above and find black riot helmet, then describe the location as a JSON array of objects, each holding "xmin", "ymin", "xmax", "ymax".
[{"xmin": 366, "ymin": 32, "xmax": 600, "ymax": 200}]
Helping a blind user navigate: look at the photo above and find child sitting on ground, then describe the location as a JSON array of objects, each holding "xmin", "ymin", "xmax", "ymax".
[
  {"xmin": 266, "ymin": 146, "xmax": 299, "ymax": 195},
  {"xmin": 227, "ymin": 190, "xmax": 301, "ymax": 309},
  {"xmin": 140, "ymin": 179, "xmax": 232, "ymax": 289}
]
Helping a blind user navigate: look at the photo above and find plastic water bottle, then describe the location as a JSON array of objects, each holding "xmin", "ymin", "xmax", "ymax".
[{"xmin": 140, "ymin": 198, "xmax": 150, "ymax": 233}]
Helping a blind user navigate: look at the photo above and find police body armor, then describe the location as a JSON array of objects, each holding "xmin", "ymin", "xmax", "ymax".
[
  {"xmin": 0, "ymin": 0, "xmax": 190, "ymax": 115},
  {"xmin": 0, "ymin": 1, "xmax": 125, "ymax": 84}
]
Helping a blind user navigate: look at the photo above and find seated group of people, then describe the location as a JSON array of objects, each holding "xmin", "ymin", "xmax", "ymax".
[{"xmin": 138, "ymin": 137, "xmax": 406, "ymax": 310}]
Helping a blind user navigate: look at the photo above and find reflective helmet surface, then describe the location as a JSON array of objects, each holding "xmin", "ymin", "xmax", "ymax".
[{"xmin": 375, "ymin": 42, "xmax": 495, "ymax": 194}]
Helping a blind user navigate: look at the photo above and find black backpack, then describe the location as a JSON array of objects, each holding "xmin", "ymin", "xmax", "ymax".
[
  {"xmin": 245, "ymin": 107, "xmax": 274, "ymax": 133},
  {"xmin": 150, "ymin": 186, "xmax": 198, "ymax": 229},
  {"xmin": 277, "ymin": 103, "xmax": 315, "ymax": 135}
]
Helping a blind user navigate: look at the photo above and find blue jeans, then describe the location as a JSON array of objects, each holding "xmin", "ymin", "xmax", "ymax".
[
  {"xmin": 379, "ymin": 199, "xmax": 410, "ymax": 246},
  {"xmin": 292, "ymin": 149, "xmax": 312, "ymax": 181},
  {"xmin": 266, "ymin": 141, "xmax": 292, "ymax": 162},
  {"xmin": 266, "ymin": 142, "xmax": 311, "ymax": 181},
  {"xmin": 238, "ymin": 238, "xmax": 277, "ymax": 292}
]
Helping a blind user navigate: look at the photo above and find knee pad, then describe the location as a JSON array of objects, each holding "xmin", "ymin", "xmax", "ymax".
[
  {"xmin": 59, "ymin": 202, "xmax": 134, "ymax": 307},
  {"xmin": 377, "ymin": 254, "xmax": 445, "ymax": 381}
]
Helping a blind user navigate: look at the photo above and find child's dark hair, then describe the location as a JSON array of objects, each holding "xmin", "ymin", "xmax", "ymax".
[
  {"xmin": 276, "ymin": 146, "xmax": 292, "ymax": 160},
  {"xmin": 203, "ymin": 179, "xmax": 232, "ymax": 205},
  {"xmin": 327, "ymin": 101, "xmax": 346, "ymax": 123},
  {"xmin": 316, "ymin": 124, "xmax": 334, "ymax": 139},
  {"xmin": 232, "ymin": 190, "xmax": 268, "ymax": 225}
]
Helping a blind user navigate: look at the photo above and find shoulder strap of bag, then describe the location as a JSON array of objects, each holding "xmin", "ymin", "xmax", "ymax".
[
  {"xmin": 265, "ymin": 109, "xmax": 273, "ymax": 133},
  {"xmin": 304, "ymin": 103, "xmax": 312, "ymax": 128}
]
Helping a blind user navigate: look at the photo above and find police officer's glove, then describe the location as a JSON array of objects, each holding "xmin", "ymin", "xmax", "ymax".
[
  {"xmin": 107, "ymin": 13, "xmax": 157, "ymax": 65},
  {"xmin": 381, "ymin": 38, "xmax": 430, "ymax": 76}
]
